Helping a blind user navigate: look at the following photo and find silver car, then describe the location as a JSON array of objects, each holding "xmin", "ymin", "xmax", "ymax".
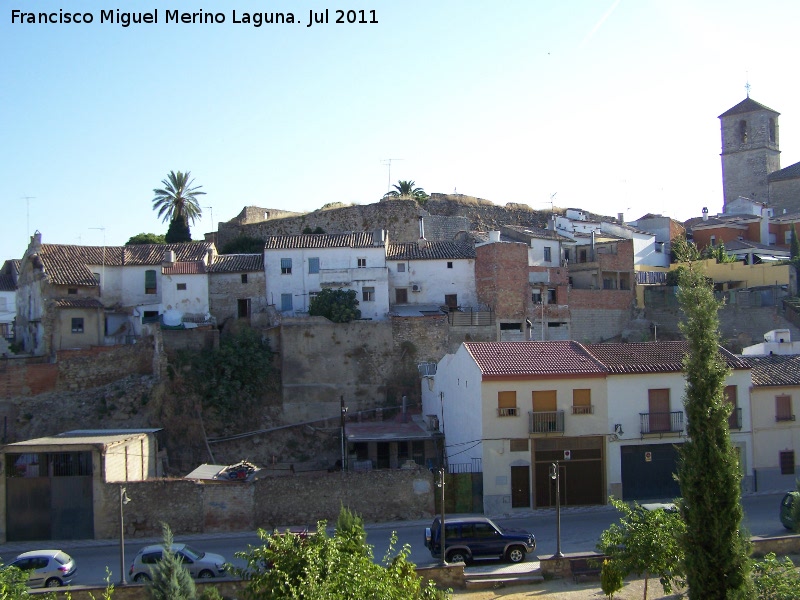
[
  {"xmin": 8, "ymin": 549, "xmax": 77, "ymax": 588},
  {"xmin": 129, "ymin": 543, "xmax": 226, "ymax": 582}
]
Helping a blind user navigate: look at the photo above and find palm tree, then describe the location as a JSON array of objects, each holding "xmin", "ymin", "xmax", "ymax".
[
  {"xmin": 383, "ymin": 180, "xmax": 429, "ymax": 201},
  {"xmin": 152, "ymin": 171, "xmax": 205, "ymax": 225}
]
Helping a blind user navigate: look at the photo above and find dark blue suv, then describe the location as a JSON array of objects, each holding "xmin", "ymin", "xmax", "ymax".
[{"xmin": 424, "ymin": 515, "xmax": 536, "ymax": 564}]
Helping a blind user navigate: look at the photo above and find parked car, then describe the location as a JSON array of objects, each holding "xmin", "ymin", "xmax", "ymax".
[
  {"xmin": 129, "ymin": 543, "xmax": 226, "ymax": 582},
  {"xmin": 7, "ymin": 549, "xmax": 77, "ymax": 588},
  {"xmin": 780, "ymin": 491, "xmax": 799, "ymax": 530},
  {"xmin": 424, "ymin": 515, "xmax": 536, "ymax": 564}
]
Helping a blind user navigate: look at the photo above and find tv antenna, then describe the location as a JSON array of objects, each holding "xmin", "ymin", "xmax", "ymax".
[
  {"xmin": 203, "ymin": 206, "xmax": 214, "ymax": 232},
  {"xmin": 549, "ymin": 192, "xmax": 558, "ymax": 212},
  {"xmin": 21, "ymin": 194, "xmax": 36, "ymax": 237},
  {"xmin": 380, "ymin": 158, "xmax": 404, "ymax": 195}
]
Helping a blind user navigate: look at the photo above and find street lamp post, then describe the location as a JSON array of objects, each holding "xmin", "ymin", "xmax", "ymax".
[
  {"xmin": 437, "ymin": 467, "xmax": 447, "ymax": 564},
  {"xmin": 550, "ymin": 461, "xmax": 564, "ymax": 558},
  {"xmin": 119, "ymin": 485, "xmax": 131, "ymax": 585}
]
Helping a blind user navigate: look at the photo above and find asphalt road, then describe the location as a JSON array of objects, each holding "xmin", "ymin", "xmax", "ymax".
[{"xmin": 1, "ymin": 491, "xmax": 788, "ymax": 588}]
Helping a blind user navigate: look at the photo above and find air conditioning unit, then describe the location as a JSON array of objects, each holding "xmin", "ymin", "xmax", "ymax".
[{"xmin": 411, "ymin": 283, "xmax": 422, "ymax": 293}]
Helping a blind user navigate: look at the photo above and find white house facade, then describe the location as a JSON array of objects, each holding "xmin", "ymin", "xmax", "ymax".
[{"xmin": 263, "ymin": 231, "xmax": 389, "ymax": 320}]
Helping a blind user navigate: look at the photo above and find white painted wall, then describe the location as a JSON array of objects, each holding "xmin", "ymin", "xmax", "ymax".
[
  {"xmin": 388, "ymin": 259, "xmax": 476, "ymax": 308},
  {"xmin": 161, "ymin": 273, "xmax": 210, "ymax": 316},
  {"xmin": 527, "ymin": 239, "xmax": 561, "ymax": 267},
  {"xmin": 605, "ymin": 369, "xmax": 752, "ymax": 493},
  {"xmin": 420, "ymin": 347, "xmax": 483, "ymax": 466},
  {"xmin": 265, "ymin": 246, "xmax": 389, "ymax": 319},
  {"xmin": 750, "ymin": 384, "xmax": 800, "ymax": 490}
]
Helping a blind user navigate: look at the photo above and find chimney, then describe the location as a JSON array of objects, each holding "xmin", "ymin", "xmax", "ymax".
[
  {"xmin": 618, "ymin": 212, "xmax": 624, "ymax": 224},
  {"xmin": 418, "ymin": 216, "xmax": 425, "ymax": 240},
  {"xmin": 163, "ymin": 249, "xmax": 176, "ymax": 265},
  {"xmin": 702, "ymin": 207, "xmax": 709, "ymax": 221},
  {"xmin": 373, "ymin": 229, "xmax": 385, "ymax": 247},
  {"xmin": 489, "ymin": 231, "xmax": 501, "ymax": 242}
]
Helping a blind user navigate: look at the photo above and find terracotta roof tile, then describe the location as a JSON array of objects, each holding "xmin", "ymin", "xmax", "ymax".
[
  {"xmin": 0, "ymin": 273, "xmax": 15, "ymax": 292},
  {"xmin": 263, "ymin": 232, "xmax": 382, "ymax": 250},
  {"xmin": 35, "ymin": 243, "xmax": 213, "ymax": 285},
  {"xmin": 162, "ymin": 262, "xmax": 206, "ymax": 275},
  {"xmin": 53, "ymin": 297, "xmax": 105, "ymax": 308},
  {"xmin": 464, "ymin": 341, "xmax": 607, "ymax": 377},
  {"xmin": 584, "ymin": 342, "xmax": 749, "ymax": 373},
  {"xmin": 208, "ymin": 254, "xmax": 264, "ymax": 272},
  {"xmin": 746, "ymin": 354, "xmax": 800, "ymax": 386},
  {"xmin": 386, "ymin": 241, "xmax": 475, "ymax": 260}
]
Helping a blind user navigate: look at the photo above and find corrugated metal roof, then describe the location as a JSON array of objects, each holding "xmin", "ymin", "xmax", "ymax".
[
  {"xmin": 5, "ymin": 430, "xmax": 153, "ymax": 449},
  {"xmin": 386, "ymin": 241, "xmax": 475, "ymax": 260},
  {"xmin": 208, "ymin": 254, "xmax": 264, "ymax": 272},
  {"xmin": 464, "ymin": 341, "xmax": 607, "ymax": 377}
]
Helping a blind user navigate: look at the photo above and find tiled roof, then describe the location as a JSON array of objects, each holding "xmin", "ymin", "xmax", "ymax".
[
  {"xmin": 768, "ymin": 161, "xmax": 800, "ymax": 183},
  {"xmin": 718, "ymin": 97, "xmax": 779, "ymax": 118},
  {"xmin": 464, "ymin": 341, "xmax": 607, "ymax": 377},
  {"xmin": 34, "ymin": 243, "xmax": 213, "ymax": 285},
  {"xmin": 53, "ymin": 297, "xmax": 105, "ymax": 309},
  {"xmin": 688, "ymin": 216, "xmax": 754, "ymax": 230},
  {"xmin": 584, "ymin": 341, "xmax": 749, "ymax": 373},
  {"xmin": 0, "ymin": 273, "xmax": 15, "ymax": 292},
  {"xmin": 208, "ymin": 254, "xmax": 264, "ymax": 272},
  {"xmin": 386, "ymin": 241, "xmax": 475, "ymax": 260},
  {"xmin": 747, "ymin": 355, "xmax": 800, "ymax": 386},
  {"xmin": 162, "ymin": 262, "xmax": 206, "ymax": 275},
  {"xmin": 263, "ymin": 232, "xmax": 382, "ymax": 250}
]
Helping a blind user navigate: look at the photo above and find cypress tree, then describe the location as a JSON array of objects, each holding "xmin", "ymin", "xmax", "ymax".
[
  {"xmin": 676, "ymin": 265, "xmax": 752, "ymax": 599},
  {"xmin": 147, "ymin": 523, "xmax": 196, "ymax": 600},
  {"xmin": 165, "ymin": 214, "xmax": 192, "ymax": 243}
]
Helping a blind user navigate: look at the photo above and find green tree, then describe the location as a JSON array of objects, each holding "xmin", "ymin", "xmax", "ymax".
[
  {"xmin": 127, "ymin": 232, "xmax": 167, "ymax": 245},
  {"xmin": 702, "ymin": 241, "xmax": 737, "ymax": 264},
  {"xmin": 152, "ymin": 170, "xmax": 205, "ymax": 239},
  {"xmin": 146, "ymin": 523, "xmax": 196, "ymax": 600},
  {"xmin": 165, "ymin": 214, "xmax": 192, "ymax": 243},
  {"xmin": 308, "ymin": 288, "xmax": 361, "ymax": 323},
  {"xmin": 790, "ymin": 225, "xmax": 800, "ymax": 279},
  {"xmin": 752, "ymin": 552, "xmax": 800, "ymax": 599},
  {"xmin": 597, "ymin": 498, "xmax": 686, "ymax": 600},
  {"xmin": 220, "ymin": 235, "xmax": 265, "ymax": 254},
  {"xmin": 670, "ymin": 235, "xmax": 700, "ymax": 263},
  {"xmin": 383, "ymin": 180, "xmax": 429, "ymax": 203},
  {"xmin": 675, "ymin": 264, "xmax": 753, "ymax": 599},
  {"xmin": 232, "ymin": 506, "xmax": 447, "ymax": 600},
  {"xmin": 184, "ymin": 326, "xmax": 276, "ymax": 421},
  {"xmin": 0, "ymin": 560, "xmax": 29, "ymax": 599}
]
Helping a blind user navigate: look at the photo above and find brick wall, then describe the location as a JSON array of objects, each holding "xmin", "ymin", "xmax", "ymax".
[
  {"xmin": 96, "ymin": 468, "xmax": 434, "ymax": 539},
  {"xmin": 475, "ymin": 242, "xmax": 529, "ymax": 318}
]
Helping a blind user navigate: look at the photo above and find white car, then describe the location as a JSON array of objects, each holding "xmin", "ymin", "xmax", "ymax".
[
  {"xmin": 8, "ymin": 549, "xmax": 77, "ymax": 588},
  {"xmin": 129, "ymin": 543, "xmax": 226, "ymax": 582}
]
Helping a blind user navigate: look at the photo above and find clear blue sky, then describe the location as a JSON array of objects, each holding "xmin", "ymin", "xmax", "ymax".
[{"xmin": 2, "ymin": 0, "xmax": 799, "ymax": 261}]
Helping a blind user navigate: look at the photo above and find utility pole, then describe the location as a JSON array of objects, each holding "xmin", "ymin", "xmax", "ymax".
[
  {"xmin": 550, "ymin": 461, "xmax": 564, "ymax": 558},
  {"xmin": 119, "ymin": 485, "xmax": 131, "ymax": 585},
  {"xmin": 340, "ymin": 396, "xmax": 348, "ymax": 471}
]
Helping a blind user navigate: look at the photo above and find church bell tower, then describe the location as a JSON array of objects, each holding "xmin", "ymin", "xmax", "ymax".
[{"xmin": 719, "ymin": 95, "xmax": 780, "ymax": 211}]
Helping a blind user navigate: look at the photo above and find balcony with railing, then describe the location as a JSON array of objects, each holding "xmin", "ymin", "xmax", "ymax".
[
  {"xmin": 572, "ymin": 405, "xmax": 594, "ymax": 415},
  {"xmin": 639, "ymin": 411, "xmax": 684, "ymax": 435},
  {"xmin": 497, "ymin": 407, "xmax": 520, "ymax": 418},
  {"xmin": 728, "ymin": 407, "xmax": 743, "ymax": 430},
  {"xmin": 529, "ymin": 410, "xmax": 565, "ymax": 434}
]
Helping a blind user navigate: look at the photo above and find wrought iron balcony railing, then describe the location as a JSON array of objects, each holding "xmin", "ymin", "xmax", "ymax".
[
  {"xmin": 639, "ymin": 411, "xmax": 684, "ymax": 434},
  {"xmin": 529, "ymin": 410, "xmax": 565, "ymax": 434}
]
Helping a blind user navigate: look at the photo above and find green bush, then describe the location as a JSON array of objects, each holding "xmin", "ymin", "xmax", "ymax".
[
  {"xmin": 233, "ymin": 506, "xmax": 448, "ymax": 599},
  {"xmin": 147, "ymin": 524, "xmax": 196, "ymax": 600},
  {"xmin": 752, "ymin": 552, "xmax": 800, "ymax": 599}
]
